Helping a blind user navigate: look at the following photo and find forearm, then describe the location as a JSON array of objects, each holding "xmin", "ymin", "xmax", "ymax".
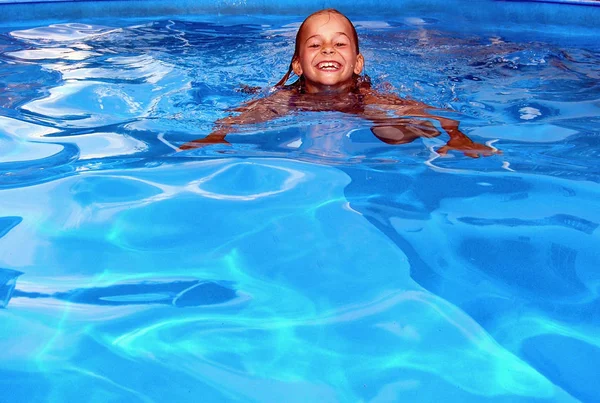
[
  {"xmin": 178, "ymin": 127, "xmax": 231, "ymax": 150},
  {"xmin": 365, "ymin": 101, "xmax": 497, "ymax": 157},
  {"xmin": 178, "ymin": 90, "xmax": 291, "ymax": 151},
  {"xmin": 428, "ymin": 113, "xmax": 472, "ymax": 142},
  {"xmin": 424, "ymin": 111, "xmax": 499, "ymax": 157}
]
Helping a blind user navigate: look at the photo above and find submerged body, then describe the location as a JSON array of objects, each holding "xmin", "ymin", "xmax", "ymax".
[
  {"xmin": 180, "ymin": 84, "xmax": 497, "ymax": 158},
  {"xmin": 181, "ymin": 9, "xmax": 499, "ymax": 158}
]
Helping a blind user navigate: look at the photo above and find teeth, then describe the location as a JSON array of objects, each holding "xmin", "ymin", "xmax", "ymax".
[{"xmin": 318, "ymin": 62, "xmax": 339, "ymax": 69}]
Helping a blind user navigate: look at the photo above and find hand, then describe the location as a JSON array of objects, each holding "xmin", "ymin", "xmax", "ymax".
[
  {"xmin": 178, "ymin": 134, "xmax": 230, "ymax": 151},
  {"xmin": 437, "ymin": 138, "xmax": 500, "ymax": 158}
]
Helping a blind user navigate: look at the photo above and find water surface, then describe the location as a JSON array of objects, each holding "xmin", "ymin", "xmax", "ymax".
[{"xmin": 0, "ymin": 11, "xmax": 599, "ymax": 402}]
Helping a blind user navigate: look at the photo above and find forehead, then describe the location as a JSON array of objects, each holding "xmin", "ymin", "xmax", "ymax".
[{"xmin": 300, "ymin": 13, "xmax": 355, "ymax": 39}]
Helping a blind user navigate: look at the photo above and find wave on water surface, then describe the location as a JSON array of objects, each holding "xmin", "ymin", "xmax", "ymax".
[{"xmin": 0, "ymin": 14, "xmax": 599, "ymax": 402}]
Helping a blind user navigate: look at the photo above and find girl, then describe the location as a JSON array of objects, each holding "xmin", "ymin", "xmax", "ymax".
[{"xmin": 181, "ymin": 9, "xmax": 498, "ymax": 158}]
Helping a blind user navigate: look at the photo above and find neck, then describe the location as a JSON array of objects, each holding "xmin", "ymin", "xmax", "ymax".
[{"xmin": 302, "ymin": 78, "xmax": 356, "ymax": 95}]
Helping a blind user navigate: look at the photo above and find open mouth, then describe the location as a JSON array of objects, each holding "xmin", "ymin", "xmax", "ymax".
[{"xmin": 317, "ymin": 61, "xmax": 341, "ymax": 71}]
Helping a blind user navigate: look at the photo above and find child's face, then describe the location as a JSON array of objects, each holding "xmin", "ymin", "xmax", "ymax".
[{"xmin": 292, "ymin": 12, "xmax": 364, "ymax": 94}]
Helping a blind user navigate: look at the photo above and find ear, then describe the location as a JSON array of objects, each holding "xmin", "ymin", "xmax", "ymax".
[
  {"xmin": 354, "ymin": 54, "xmax": 365, "ymax": 75},
  {"xmin": 292, "ymin": 58, "xmax": 303, "ymax": 76}
]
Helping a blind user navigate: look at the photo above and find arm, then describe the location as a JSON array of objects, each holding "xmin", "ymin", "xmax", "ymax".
[
  {"xmin": 179, "ymin": 90, "xmax": 292, "ymax": 151},
  {"xmin": 422, "ymin": 110, "xmax": 498, "ymax": 158},
  {"xmin": 362, "ymin": 91, "xmax": 499, "ymax": 158}
]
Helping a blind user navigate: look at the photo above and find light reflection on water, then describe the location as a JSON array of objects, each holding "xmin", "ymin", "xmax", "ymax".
[{"xmin": 0, "ymin": 13, "xmax": 599, "ymax": 402}]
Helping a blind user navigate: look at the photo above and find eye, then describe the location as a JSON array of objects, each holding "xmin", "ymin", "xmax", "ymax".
[
  {"xmin": 335, "ymin": 42, "xmax": 347, "ymax": 47},
  {"xmin": 308, "ymin": 43, "xmax": 320, "ymax": 48}
]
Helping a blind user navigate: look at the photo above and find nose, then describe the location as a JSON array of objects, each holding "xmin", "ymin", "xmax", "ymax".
[{"xmin": 321, "ymin": 46, "xmax": 335, "ymax": 55}]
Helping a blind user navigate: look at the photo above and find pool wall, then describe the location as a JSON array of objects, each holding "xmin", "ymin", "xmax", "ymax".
[{"xmin": 0, "ymin": 0, "xmax": 599, "ymax": 29}]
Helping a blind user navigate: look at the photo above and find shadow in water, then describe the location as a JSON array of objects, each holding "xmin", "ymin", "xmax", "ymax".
[
  {"xmin": 11, "ymin": 279, "xmax": 237, "ymax": 308},
  {"xmin": 0, "ymin": 216, "xmax": 22, "ymax": 238},
  {"xmin": 0, "ymin": 268, "xmax": 23, "ymax": 308}
]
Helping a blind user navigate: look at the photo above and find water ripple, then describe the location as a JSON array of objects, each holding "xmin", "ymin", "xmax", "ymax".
[
  {"xmin": 1, "ymin": 14, "xmax": 599, "ymax": 402},
  {"xmin": 10, "ymin": 23, "xmax": 120, "ymax": 43}
]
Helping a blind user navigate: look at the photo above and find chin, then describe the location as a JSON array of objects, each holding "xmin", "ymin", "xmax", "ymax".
[
  {"xmin": 320, "ymin": 81, "xmax": 344, "ymax": 87},
  {"xmin": 318, "ymin": 76, "xmax": 351, "ymax": 86}
]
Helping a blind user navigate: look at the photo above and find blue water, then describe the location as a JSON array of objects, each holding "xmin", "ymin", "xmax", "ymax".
[{"xmin": 1, "ymin": 5, "xmax": 599, "ymax": 402}]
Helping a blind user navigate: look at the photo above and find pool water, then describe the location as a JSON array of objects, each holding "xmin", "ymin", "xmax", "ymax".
[{"xmin": 1, "ymin": 6, "xmax": 599, "ymax": 402}]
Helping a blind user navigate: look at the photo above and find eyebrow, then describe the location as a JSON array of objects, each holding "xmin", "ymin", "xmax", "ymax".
[{"xmin": 304, "ymin": 32, "xmax": 351, "ymax": 43}]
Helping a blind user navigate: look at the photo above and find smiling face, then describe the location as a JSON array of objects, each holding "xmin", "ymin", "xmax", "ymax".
[{"xmin": 292, "ymin": 11, "xmax": 364, "ymax": 94}]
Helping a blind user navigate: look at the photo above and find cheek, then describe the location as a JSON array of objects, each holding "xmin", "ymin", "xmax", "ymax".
[
  {"xmin": 346, "ymin": 55, "xmax": 358, "ymax": 68},
  {"xmin": 295, "ymin": 53, "xmax": 307, "ymax": 67},
  {"xmin": 342, "ymin": 50, "xmax": 355, "ymax": 62},
  {"xmin": 303, "ymin": 50, "xmax": 318, "ymax": 63}
]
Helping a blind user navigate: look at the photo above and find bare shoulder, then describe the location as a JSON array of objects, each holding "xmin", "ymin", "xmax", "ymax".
[
  {"xmin": 361, "ymin": 88, "xmax": 424, "ymax": 107},
  {"xmin": 219, "ymin": 88, "xmax": 294, "ymax": 125},
  {"xmin": 233, "ymin": 88, "xmax": 293, "ymax": 113},
  {"xmin": 360, "ymin": 88, "xmax": 436, "ymax": 117}
]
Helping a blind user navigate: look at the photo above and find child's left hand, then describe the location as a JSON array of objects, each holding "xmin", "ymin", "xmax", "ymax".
[
  {"xmin": 178, "ymin": 133, "xmax": 231, "ymax": 151},
  {"xmin": 437, "ymin": 138, "xmax": 500, "ymax": 158}
]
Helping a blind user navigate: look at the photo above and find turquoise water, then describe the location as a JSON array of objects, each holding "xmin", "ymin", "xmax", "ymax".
[{"xmin": 1, "ymin": 4, "xmax": 600, "ymax": 402}]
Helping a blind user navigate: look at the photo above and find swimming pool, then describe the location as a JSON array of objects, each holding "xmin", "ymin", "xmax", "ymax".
[{"xmin": 1, "ymin": 0, "xmax": 599, "ymax": 401}]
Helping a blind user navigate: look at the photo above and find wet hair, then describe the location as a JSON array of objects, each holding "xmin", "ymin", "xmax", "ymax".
[{"xmin": 275, "ymin": 9, "xmax": 368, "ymax": 91}]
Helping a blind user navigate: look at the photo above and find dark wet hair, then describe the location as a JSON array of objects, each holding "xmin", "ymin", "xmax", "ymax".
[{"xmin": 274, "ymin": 9, "xmax": 367, "ymax": 91}]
